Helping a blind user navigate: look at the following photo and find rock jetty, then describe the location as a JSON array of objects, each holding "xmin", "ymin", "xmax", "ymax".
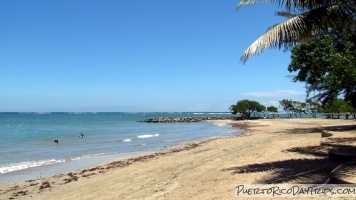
[{"xmin": 138, "ymin": 116, "xmax": 237, "ymax": 123}]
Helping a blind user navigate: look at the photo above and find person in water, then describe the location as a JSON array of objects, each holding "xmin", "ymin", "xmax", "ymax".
[{"xmin": 80, "ymin": 133, "xmax": 84, "ymax": 138}]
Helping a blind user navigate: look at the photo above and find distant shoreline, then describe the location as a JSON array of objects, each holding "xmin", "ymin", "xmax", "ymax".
[{"xmin": 138, "ymin": 116, "xmax": 238, "ymax": 123}]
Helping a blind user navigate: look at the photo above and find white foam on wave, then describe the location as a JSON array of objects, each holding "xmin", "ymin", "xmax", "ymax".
[
  {"xmin": 212, "ymin": 122, "xmax": 227, "ymax": 127},
  {"xmin": 122, "ymin": 139, "xmax": 132, "ymax": 142},
  {"xmin": 0, "ymin": 159, "xmax": 65, "ymax": 174},
  {"xmin": 0, "ymin": 152, "xmax": 117, "ymax": 174},
  {"xmin": 136, "ymin": 134, "xmax": 159, "ymax": 139}
]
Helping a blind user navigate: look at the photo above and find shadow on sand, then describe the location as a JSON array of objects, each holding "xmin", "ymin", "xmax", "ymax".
[
  {"xmin": 223, "ymin": 158, "xmax": 336, "ymax": 184},
  {"xmin": 278, "ymin": 124, "xmax": 356, "ymax": 135},
  {"xmin": 223, "ymin": 124, "xmax": 356, "ymax": 184}
]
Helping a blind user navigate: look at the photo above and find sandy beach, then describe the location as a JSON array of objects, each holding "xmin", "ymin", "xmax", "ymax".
[{"xmin": 1, "ymin": 118, "xmax": 356, "ymax": 200}]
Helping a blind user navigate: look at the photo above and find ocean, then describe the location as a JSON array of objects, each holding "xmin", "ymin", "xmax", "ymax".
[{"xmin": 0, "ymin": 112, "xmax": 243, "ymax": 183}]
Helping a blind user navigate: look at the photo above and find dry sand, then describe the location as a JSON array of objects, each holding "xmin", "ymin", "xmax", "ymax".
[{"xmin": 1, "ymin": 118, "xmax": 356, "ymax": 200}]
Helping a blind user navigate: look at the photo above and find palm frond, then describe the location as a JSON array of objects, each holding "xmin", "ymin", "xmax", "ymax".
[
  {"xmin": 239, "ymin": 2, "xmax": 356, "ymax": 63},
  {"xmin": 240, "ymin": 15, "xmax": 305, "ymax": 63}
]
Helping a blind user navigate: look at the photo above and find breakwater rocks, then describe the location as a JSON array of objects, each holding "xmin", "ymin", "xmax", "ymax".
[{"xmin": 138, "ymin": 116, "xmax": 237, "ymax": 123}]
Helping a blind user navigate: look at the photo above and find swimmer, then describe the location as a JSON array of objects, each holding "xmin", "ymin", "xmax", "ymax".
[{"xmin": 79, "ymin": 133, "xmax": 84, "ymax": 138}]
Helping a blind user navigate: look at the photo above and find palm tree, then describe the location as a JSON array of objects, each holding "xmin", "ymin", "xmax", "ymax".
[{"xmin": 237, "ymin": 0, "xmax": 356, "ymax": 63}]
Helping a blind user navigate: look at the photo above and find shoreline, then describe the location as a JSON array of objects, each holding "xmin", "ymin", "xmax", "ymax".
[
  {"xmin": 1, "ymin": 118, "xmax": 355, "ymax": 199},
  {"xmin": 0, "ymin": 151, "xmax": 151, "ymax": 184},
  {"xmin": 0, "ymin": 119, "xmax": 242, "ymax": 184}
]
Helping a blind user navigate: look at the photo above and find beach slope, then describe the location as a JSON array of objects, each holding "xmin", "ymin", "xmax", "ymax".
[{"xmin": 1, "ymin": 118, "xmax": 355, "ymax": 200}]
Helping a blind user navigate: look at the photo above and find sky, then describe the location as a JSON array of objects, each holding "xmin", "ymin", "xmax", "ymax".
[{"xmin": 0, "ymin": 0, "xmax": 307, "ymax": 112}]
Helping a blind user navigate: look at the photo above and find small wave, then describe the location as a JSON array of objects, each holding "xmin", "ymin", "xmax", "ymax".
[
  {"xmin": 0, "ymin": 159, "xmax": 65, "ymax": 174},
  {"xmin": 68, "ymin": 152, "xmax": 109, "ymax": 161},
  {"xmin": 136, "ymin": 134, "xmax": 159, "ymax": 139},
  {"xmin": 122, "ymin": 139, "xmax": 132, "ymax": 142},
  {"xmin": 212, "ymin": 122, "xmax": 227, "ymax": 127},
  {"xmin": 165, "ymin": 138, "xmax": 186, "ymax": 142},
  {"xmin": 0, "ymin": 152, "xmax": 125, "ymax": 174},
  {"xmin": 65, "ymin": 152, "xmax": 124, "ymax": 163}
]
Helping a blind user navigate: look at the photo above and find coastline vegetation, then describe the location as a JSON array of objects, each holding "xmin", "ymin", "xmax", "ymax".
[{"xmin": 230, "ymin": 98, "xmax": 356, "ymax": 119}]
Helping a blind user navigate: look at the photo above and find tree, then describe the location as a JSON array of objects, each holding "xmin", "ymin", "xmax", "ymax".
[
  {"xmin": 237, "ymin": 0, "xmax": 356, "ymax": 63},
  {"xmin": 229, "ymin": 99, "xmax": 265, "ymax": 119},
  {"xmin": 288, "ymin": 35, "xmax": 356, "ymax": 108},
  {"xmin": 255, "ymin": 104, "xmax": 266, "ymax": 118},
  {"xmin": 279, "ymin": 99, "xmax": 294, "ymax": 118},
  {"xmin": 267, "ymin": 106, "xmax": 279, "ymax": 118},
  {"xmin": 324, "ymin": 99, "xmax": 354, "ymax": 118},
  {"xmin": 305, "ymin": 99, "xmax": 322, "ymax": 118},
  {"xmin": 292, "ymin": 101, "xmax": 307, "ymax": 118},
  {"xmin": 279, "ymin": 99, "xmax": 306, "ymax": 118}
]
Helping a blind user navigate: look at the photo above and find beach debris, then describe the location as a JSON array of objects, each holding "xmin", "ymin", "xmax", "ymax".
[
  {"xmin": 29, "ymin": 182, "xmax": 39, "ymax": 187},
  {"xmin": 63, "ymin": 172, "xmax": 79, "ymax": 183},
  {"xmin": 39, "ymin": 181, "xmax": 51, "ymax": 190},
  {"xmin": 13, "ymin": 190, "xmax": 29, "ymax": 196},
  {"xmin": 82, "ymin": 173, "xmax": 96, "ymax": 178},
  {"xmin": 89, "ymin": 167, "xmax": 98, "ymax": 171}
]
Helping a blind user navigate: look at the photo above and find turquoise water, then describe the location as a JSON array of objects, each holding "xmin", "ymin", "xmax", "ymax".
[{"xmin": 0, "ymin": 112, "xmax": 242, "ymax": 182}]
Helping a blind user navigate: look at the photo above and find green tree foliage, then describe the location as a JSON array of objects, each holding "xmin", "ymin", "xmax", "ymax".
[
  {"xmin": 267, "ymin": 106, "xmax": 279, "ymax": 118},
  {"xmin": 279, "ymin": 99, "xmax": 306, "ymax": 118},
  {"xmin": 255, "ymin": 103, "xmax": 266, "ymax": 118},
  {"xmin": 293, "ymin": 101, "xmax": 307, "ymax": 118},
  {"xmin": 324, "ymin": 99, "xmax": 354, "ymax": 118},
  {"xmin": 279, "ymin": 99, "xmax": 294, "ymax": 118},
  {"xmin": 237, "ymin": 0, "xmax": 356, "ymax": 63},
  {"xmin": 231, "ymin": 99, "xmax": 331, "ymax": 118},
  {"xmin": 305, "ymin": 99, "xmax": 323, "ymax": 118},
  {"xmin": 267, "ymin": 106, "xmax": 278, "ymax": 113},
  {"xmin": 229, "ymin": 99, "xmax": 265, "ymax": 119},
  {"xmin": 288, "ymin": 35, "xmax": 356, "ymax": 108}
]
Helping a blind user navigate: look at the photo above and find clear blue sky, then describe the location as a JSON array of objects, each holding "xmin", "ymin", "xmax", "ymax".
[{"xmin": 0, "ymin": 0, "xmax": 306, "ymax": 112}]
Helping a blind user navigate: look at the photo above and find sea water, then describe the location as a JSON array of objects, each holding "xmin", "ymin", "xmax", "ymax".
[{"xmin": 0, "ymin": 112, "xmax": 242, "ymax": 183}]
